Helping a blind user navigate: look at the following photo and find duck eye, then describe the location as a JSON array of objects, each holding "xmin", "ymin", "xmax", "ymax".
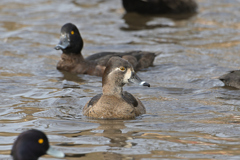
[
  {"xmin": 38, "ymin": 138, "xmax": 44, "ymax": 144},
  {"xmin": 119, "ymin": 67, "xmax": 126, "ymax": 71},
  {"xmin": 71, "ymin": 31, "xmax": 74, "ymax": 35}
]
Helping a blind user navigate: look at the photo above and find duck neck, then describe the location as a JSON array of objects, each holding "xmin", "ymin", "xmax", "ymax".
[
  {"xmin": 61, "ymin": 52, "xmax": 85, "ymax": 63},
  {"xmin": 102, "ymin": 83, "xmax": 123, "ymax": 96}
]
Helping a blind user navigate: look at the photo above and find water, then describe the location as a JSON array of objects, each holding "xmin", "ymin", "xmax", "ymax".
[{"xmin": 1, "ymin": 0, "xmax": 240, "ymax": 159}]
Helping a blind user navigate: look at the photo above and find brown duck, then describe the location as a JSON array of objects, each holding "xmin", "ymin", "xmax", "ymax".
[
  {"xmin": 55, "ymin": 23, "xmax": 157, "ymax": 77},
  {"xmin": 219, "ymin": 70, "xmax": 240, "ymax": 89},
  {"xmin": 83, "ymin": 57, "xmax": 150, "ymax": 119}
]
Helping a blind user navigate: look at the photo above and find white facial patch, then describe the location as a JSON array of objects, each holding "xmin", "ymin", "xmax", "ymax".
[{"xmin": 123, "ymin": 68, "xmax": 132, "ymax": 83}]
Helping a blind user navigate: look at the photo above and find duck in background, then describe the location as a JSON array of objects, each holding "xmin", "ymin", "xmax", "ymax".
[
  {"xmin": 55, "ymin": 23, "xmax": 157, "ymax": 77},
  {"xmin": 83, "ymin": 57, "xmax": 150, "ymax": 119},
  {"xmin": 219, "ymin": 70, "xmax": 240, "ymax": 89},
  {"xmin": 11, "ymin": 129, "xmax": 64, "ymax": 160},
  {"xmin": 122, "ymin": 0, "xmax": 198, "ymax": 14}
]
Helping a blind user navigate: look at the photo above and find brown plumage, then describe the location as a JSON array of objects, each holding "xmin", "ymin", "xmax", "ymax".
[
  {"xmin": 83, "ymin": 57, "xmax": 150, "ymax": 119},
  {"xmin": 219, "ymin": 70, "xmax": 240, "ymax": 89}
]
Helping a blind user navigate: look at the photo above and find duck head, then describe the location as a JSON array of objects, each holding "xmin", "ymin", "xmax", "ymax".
[{"xmin": 55, "ymin": 23, "xmax": 84, "ymax": 54}]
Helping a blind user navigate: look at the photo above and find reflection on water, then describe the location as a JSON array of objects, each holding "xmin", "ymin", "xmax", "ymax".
[
  {"xmin": 121, "ymin": 12, "xmax": 196, "ymax": 31},
  {"xmin": 1, "ymin": 0, "xmax": 240, "ymax": 159}
]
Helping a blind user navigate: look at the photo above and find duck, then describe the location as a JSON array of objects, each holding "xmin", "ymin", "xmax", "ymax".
[
  {"xmin": 55, "ymin": 23, "xmax": 157, "ymax": 77},
  {"xmin": 122, "ymin": 0, "xmax": 198, "ymax": 14},
  {"xmin": 83, "ymin": 56, "xmax": 150, "ymax": 119},
  {"xmin": 11, "ymin": 129, "xmax": 64, "ymax": 160},
  {"xmin": 219, "ymin": 70, "xmax": 240, "ymax": 89}
]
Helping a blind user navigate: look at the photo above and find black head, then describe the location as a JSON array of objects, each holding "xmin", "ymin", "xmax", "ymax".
[
  {"xmin": 102, "ymin": 57, "xmax": 150, "ymax": 87},
  {"xmin": 11, "ymin": 129, "xmax": 49, "ymax": 160},
  {"xmin": 55, "ymin": 23, "xmax": 84, "ymax": 54},
  {"xmin": 11, "ymin": 129, "xmax": 64, "ymax": 160}
]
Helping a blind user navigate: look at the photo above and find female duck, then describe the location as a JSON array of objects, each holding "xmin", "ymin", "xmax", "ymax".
[
  {"xmin": 83, "ymin": 57, "xmax": 150, "ymax": 119},
  {"xmin": 219, "ymin": 70, "xmax": 240, "ymax": 89},
  {"xmin": 55, "ymin": 23, "xmax": 156, "ymax": 76},
  {"xmin": 11, "ymin": 129, "xmax": 64, "ymax": 160}
]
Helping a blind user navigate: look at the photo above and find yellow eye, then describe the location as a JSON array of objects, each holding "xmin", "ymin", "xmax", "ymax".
[
  {"xmin": 119, "ymin": 67, "xmax": 126, "ymax": 71},
  {"xmin": 38, "ymin": 138, "xmax": 44, "ymax": 144},
  {"xmin": 71, "ymin": 31, "xmax": 74, "ymax": 35}
]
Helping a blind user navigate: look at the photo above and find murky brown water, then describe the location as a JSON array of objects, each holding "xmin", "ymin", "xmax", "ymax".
[{"xmin": 1, "ymin": 0, "xmax": 240, "ymax": 159}]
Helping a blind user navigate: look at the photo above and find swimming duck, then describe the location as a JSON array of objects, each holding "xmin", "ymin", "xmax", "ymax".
[
  {"xmin": 122, "ymin": 0, "xmax": 197, "ymax": 14},
  {"xmin": 55, "ymin": 23, "xmax": 156, "ymax": 77},
  {"xmin": 11, "ymin": 129, "xmax": 64, "ymax": 160},
  {"xmin": 219, "ymin": 70, "xmax": 240, "ymax": 89},
  {"xmin": 83, "ymin": 57, "xmax": 150, "ymax": 119}
]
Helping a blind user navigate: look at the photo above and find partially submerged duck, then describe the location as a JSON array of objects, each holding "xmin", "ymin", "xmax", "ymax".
[
  {"xmin": 11, "ymin": 129, "xmax": 64, "ymax": 160},
  {"xmin": 83, "ymin": 57, "xmax": 150, "ymax": 119},
  {"xmin": 219, "ymin": 70, "xmax": 240, "ymax": 89},
  {"xmin": 55, "ymin": 23, "xmax": 157, "ymax": 77},
  {"xmin": 122, "ymin": 0, "xmax": 198, "ymax": 14}
]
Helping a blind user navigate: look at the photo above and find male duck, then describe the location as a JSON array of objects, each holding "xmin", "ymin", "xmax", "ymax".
[
  {"xmin": 122, "ymin": 0, "xmax": 198, "ymax": 14},
  {"xmin": 55, "ymin": 23, "xmax": 156, "ymax": 76},
  {"xmin": 219, "ymin": 70, "xmax": 240, "ymax": 89},
  {"xmin": 83, "ymin": 57, "xmax": 150, "ymax": 119},
  {"xmin": 11, "ymin": 129, "xmax": 64, "ymax": 160}
]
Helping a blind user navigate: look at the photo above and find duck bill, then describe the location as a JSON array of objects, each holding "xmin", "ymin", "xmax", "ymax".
[
  {"xmin": 46, "ymin": 146, "xmax": 65, "ymax": 158},
  {"xmin": 54, "ymin": 34, "xmax": 70, "ymax": 50},
  {"xmin": 129, "ymin": 72, "xmax": 150, "ymax": 87}
]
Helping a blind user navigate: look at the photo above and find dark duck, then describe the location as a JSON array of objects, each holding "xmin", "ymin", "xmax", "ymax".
[
  {"xmin": 11, "ymin": 129, "xmax": 64, "ymax": 160},
  {"xmin": 55, "ymin": 23, "xmax": 157, "ymax": 77},
  {"xmin": 122, "ymin": 0, "xmax": 198, "ymax": 14}
]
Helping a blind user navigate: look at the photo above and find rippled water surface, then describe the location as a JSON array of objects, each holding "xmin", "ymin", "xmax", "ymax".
[{"xmin": 1, "ymin": 0, "xmax": 240, "ymax": 159}]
